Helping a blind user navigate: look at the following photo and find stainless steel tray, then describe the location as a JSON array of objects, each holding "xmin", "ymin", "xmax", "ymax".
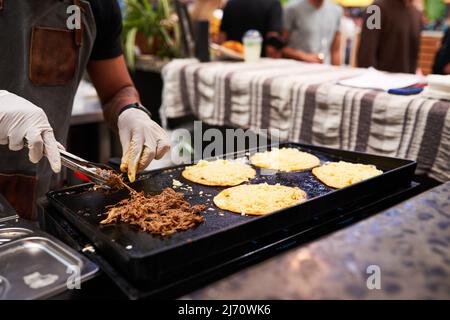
[
  {"xmin": 0, "ymin": 194, "xmax": 17, "ymax": 223},
  {"xmin": 0, "ymin": 237, "xmax": 98, "ymax": 300}
]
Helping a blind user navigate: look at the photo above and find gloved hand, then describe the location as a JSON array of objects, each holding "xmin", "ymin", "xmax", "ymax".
[
  {"xmin": 118, "ymin": 108, "xmax": 171, "ymax": 183},
  {"xmin": 0, "ymin": 91, "xmax": 61, "ymax": 173}
]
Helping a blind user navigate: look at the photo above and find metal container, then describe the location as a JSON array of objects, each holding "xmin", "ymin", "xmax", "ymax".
[
  {"xmin": 0, "ymin": 228, "xmax": 33, "ymax": 246},
  {"xmin": 0, "ymin": 237, "xmax": 98, "ymax": 300},
  {"xmin": 0, "ymin": 194, "xmax": 17, "ymax": 222}
]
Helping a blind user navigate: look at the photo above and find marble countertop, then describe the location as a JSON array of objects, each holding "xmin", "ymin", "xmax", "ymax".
[{"xmin": 183, "ymin": 182, "xmax": 450, "ymax": 300}]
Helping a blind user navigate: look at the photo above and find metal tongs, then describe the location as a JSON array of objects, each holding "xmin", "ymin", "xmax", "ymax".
[
  {"xmin": 59, "ymin": 149, "xmax": 117, "ymax": 190},
  {"xmin": 23, "ymin": 140, "xmax": 117, "ymax": 189}
]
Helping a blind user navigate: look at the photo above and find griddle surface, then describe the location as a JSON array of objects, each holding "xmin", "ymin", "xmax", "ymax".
[
  {"xmin": 50, "ymin": 147, "xmax": 335, "ymax": 257},
  {"xmin": 47, "ymin": 143, "xmax": 416, "ymax": 282}
]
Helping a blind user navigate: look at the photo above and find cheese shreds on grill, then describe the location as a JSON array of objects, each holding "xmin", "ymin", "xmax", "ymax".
[
  {"xmin": 213, "ymin": 183, "xmax": 307, "ymax": 215},
  {"xmin": 312, "ymin": 161, "xmax": 383, "ymax": 189},
  {"xmin": 182, "ymin": 159, "xmax": 256, "ymax": 186},
  {"xmin": 250, "ymin": 148, "xmax": 320, "ymax": 171}
]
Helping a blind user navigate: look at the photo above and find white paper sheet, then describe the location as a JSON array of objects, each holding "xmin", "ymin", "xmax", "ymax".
[{"xmin": 338, "ymin": 67, "xmax": 423, "ymax": 91}]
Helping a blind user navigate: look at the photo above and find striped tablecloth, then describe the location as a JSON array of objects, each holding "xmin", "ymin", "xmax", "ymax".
[{"xmin": 161, "ymin": 59, "xmax": 450, "ymax": 182}]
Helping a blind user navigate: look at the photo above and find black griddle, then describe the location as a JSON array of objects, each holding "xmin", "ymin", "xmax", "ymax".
[{"xmin": 46, "ymin": 143, "xmax": 416, "ymax": 285}]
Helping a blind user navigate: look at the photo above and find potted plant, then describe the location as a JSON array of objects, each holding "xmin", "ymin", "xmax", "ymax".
[
  {"xmin": 122, "ymin": 0, "xmax": 182, "ymax": 71},
  {"xmin": 121, "ymin": 0, "xmax": 184, "ymax": 125}
]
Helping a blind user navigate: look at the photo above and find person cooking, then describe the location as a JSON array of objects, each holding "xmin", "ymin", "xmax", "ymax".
[{"xmin": 0, "ymin": 0, "xmax": 171, "ymax": 219}]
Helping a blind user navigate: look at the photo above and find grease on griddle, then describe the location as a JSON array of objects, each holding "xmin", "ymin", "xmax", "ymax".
[{"xmin": 101, "ymin": 188, "xmax": 206, "ymax": 236}]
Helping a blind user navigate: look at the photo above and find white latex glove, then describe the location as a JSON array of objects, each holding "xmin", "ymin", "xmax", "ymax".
[
  {"xmin": 118, "ymin": 108, "xmax": 171, "ymax": 182},
  {"xmin": 0, "ymin": 91, "xmax": 61, "ymax": 173}
]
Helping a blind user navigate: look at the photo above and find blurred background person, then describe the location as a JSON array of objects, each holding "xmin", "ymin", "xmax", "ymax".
[
  {"xmin": 189, "ymin": 0, "xmax": 225, "ymax": 43},
  {"xmin": 282, "ymin": 0, "xmax": 343, "ymax": 65},
  {"xmin": 433, "ymin": 28, "xmax": 450, "ymax": 74},
  {"xmin": 190, "ymin": 0, "xmax": 223, "ymax": 20},
  {"xmin": 340, "ymin": 8, "xmax": 357, "ymax": 66},
  {"xmin": 219, "ymin": 0, "xmax": 284, "ymax": 58},
  {"xmin": 357, "ymin": 0, "xmax": 423, "ymax": 74}
]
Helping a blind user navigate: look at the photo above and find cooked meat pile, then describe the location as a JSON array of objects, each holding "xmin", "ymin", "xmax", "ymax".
[{"xmin": 101, "ymin": 188, "xmax": 206, "ymax": 236}]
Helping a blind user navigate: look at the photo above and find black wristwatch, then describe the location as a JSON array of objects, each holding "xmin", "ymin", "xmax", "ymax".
[{"xmin": 119, "ymin": 102, "xmax": 152, "ymax": 119}]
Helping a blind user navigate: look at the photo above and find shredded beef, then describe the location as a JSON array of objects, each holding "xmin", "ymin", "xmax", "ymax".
[{"xmin": 101, "ymin": 187, "xmax": 206, "ymax": 236}]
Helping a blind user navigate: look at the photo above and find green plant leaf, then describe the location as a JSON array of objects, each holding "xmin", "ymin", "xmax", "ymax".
[
  {"xmin": 125, "ymin": 27, "xmax": 138, "ymax": 70},
  {"xmin": 160, "ymin": 0, "xmax": 171, "ymax": 18},
  {"xmin": 142, "ymin": 0, "xmax": 152, "ymax": 12},
  {"xmin": 122, "ymin": 0, "xmax": 182, "ymax": 60},
  {"xmin": 425, "ymin": 0, "xmax": 446, "ymax": 21}
]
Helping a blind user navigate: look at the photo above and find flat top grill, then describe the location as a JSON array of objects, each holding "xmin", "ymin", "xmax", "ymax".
[
  {"xmin": 49, "ymin": 153, "xmax": 333, "ymax": 256},
  {"xmin": 46, "ymin": 143, "xmax": 416, "ymax": 284}
]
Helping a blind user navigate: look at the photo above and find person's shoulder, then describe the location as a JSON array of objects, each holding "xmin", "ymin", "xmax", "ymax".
[
  {"xmin": 269, "ymin": 0, "xmax": 283, "ymax": 6},
  {"xmin": 285, "ymin": 0, "xmax": 305, "ymax": 11},
  {"xmin": 325, "ymin": 0, "xmax": 343, "ymax": 16},
  {"xmin": 265, "ymin": 0, "xmax": 282, "ymax": 8},
  {"xmin": 84, "ymin": 0, "xmax": 106, "ymax": 11},
  {"xmin": 411, "ymin": 6, "xmax": 423, "ymax": 19},
  {"xmin": 224, "ymin": 0, "xmax": 239, "ymax": 8},
  {"xmin": 84, "ymin": 0, "xmax": 121, "ymax": 16},
  {"xmin": 371, "ymin": 0, "xmax": 389, "ymax": 11}
]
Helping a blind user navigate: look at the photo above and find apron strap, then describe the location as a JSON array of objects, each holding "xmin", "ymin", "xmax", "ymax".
[{"xmin": 73, "ymin": 0, "xmax": 83, "ymax": 47}]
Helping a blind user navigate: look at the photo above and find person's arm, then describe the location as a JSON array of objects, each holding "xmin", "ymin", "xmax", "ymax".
[
  {"xmin": 265, "ymin": 31, "xmax": 284, "ymax": 58},
  {"xmin": 331, "ymin": 31, "xmax": 341, "ymax": 66},
  {"xmin": 87, "ymin": 1, "xmax": 169, "ymax": 182},
  {"xmin": 264, "ymin": 1, "xmax": 284, "ymax": 58},
  {"xmin": 282, "ymin": 46, "xmax": 322, "ymax": 63},
  {"xmin": 87, "ymin": 55, "xmax": 137, "ymax": 118},
  {"xmin": 281, "ymin": 4, "xmax": 321, "ymax": 63},
  {"xmin": 444, "ymin": 63, "xmax": 450, "ymax": 74},
  {"xmin": 87, "ymin": 56, "xmax": 170, "ymax": 182},
  {"xmin": 282, "ymin": 29, "xmax": 322, "ymax": 63},
  {"xmin": 217, "ymin": 31, "xmax": 227, "ymax": 44}
]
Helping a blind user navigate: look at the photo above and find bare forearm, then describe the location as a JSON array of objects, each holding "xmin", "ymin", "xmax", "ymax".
[
  {"xmin": 266, "ymin": 45, "xmax": 282, "ymax": 58},
  {"xmin": 282, "ymin": 47, "xmax": 304, "ymax": 60},
  {"xmin": 444, "ymin": 63, "xmax": 450, "ymax": 75},
  {"xmin": 217, "ymin": 32, "xmax": 227, "ymax": 44},
  {"xmin": 330, "ymin": 32, "xmax": 341, "ymax": 66},
  {"xmin": 281, "ymin": 31, "xmax": 304, "ymax": 61},
  {"xmin": 282, "ymin": 47, "xmax": 322, "ymax": 63},
  {"xmin": 331, "ymin": 48, "xmax": 341, "ymax": 66},
  {"xmin": 87, "ymin": 56, "xmax": 140, "ymax": 132},
  {"xmin": 102, "ymin": 86, "xmax": 141, "ymax": 132}
]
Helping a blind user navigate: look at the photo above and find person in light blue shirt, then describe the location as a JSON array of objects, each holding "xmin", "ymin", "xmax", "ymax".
[{"xmin": 282, "ymin": 0, "xmax": 343, "ymax": 65}]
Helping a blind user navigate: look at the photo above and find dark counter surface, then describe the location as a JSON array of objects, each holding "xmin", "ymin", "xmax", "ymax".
[{"xmin": 183, "ymin": 182, "xmax": 450, "ymax": 300}]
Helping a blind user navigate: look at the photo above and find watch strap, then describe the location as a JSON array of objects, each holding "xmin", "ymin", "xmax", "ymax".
[{"xmin": 118, "ymin": 102, "xmax": 152, "ymax": 119}]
